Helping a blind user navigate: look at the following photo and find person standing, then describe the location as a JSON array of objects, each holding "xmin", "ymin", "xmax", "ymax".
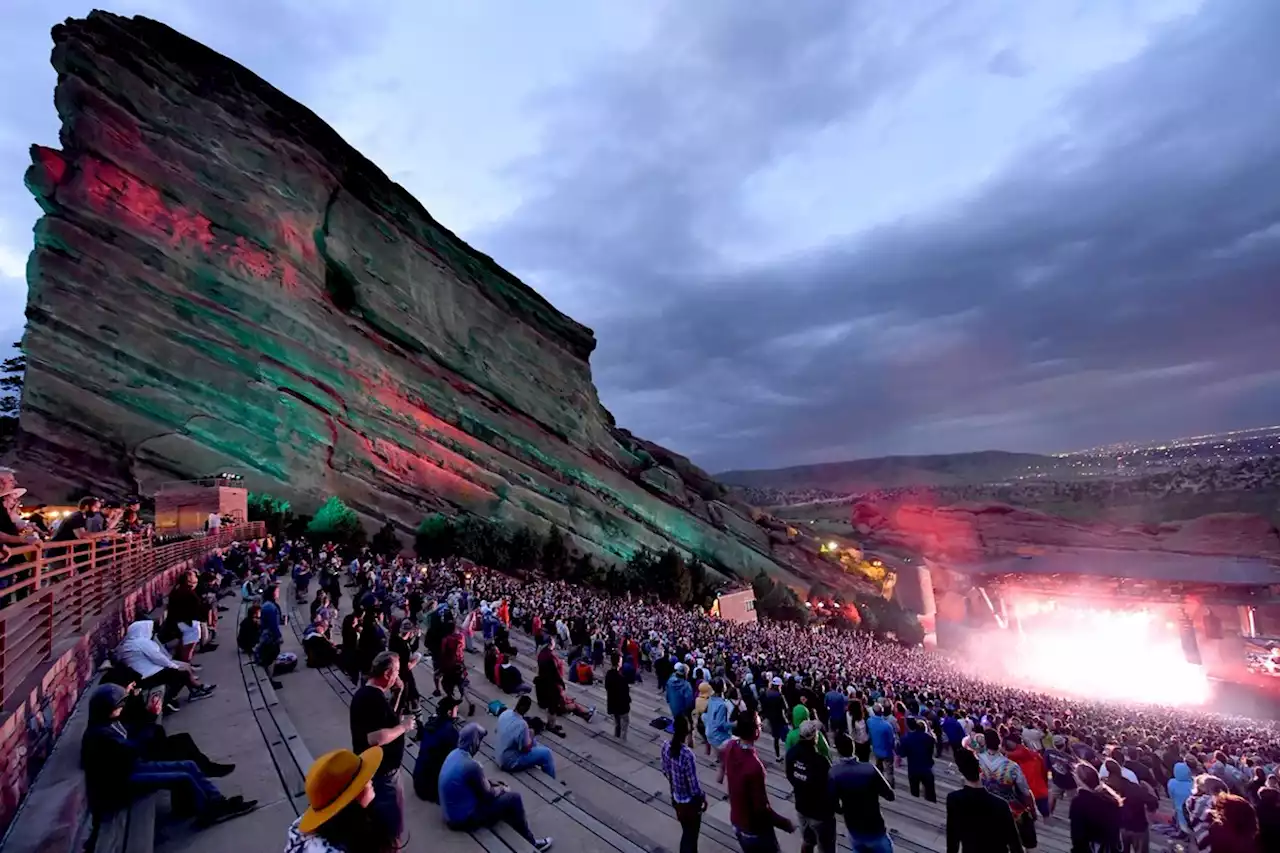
[
  {"xmin": 867, "ymin": 705, "xmax": 897, "ymax": 789},
  {"xmin": 258, "ymin": 584, "xmax": 286, "ymax": 690},
  {"xmin": 704, "ymin": 678, "xmax": 735, "ymax": 758},
  {"xmin": 667, "ymin": 663, "xmax": 695, "ymax": 728},
  {"xmin": 1101, "ymin": 759, "xmax": 1157, "ymax": 853},
  {"xmin": 787, "ymin": 720, "xmax": 837, "ymax": 853},
  {"xmin": 1008, "ymin": 739, "xmax": 1051, "ymax": 822},
  {"xmin": 662, "ymin": 715, "xmax": 705, "ymax": 853},
  {"xmin": 896, "ymin": 718, "xmax": 937, "ymax": 803},
  {"xmin": 605, "ymin": 653, "xmax": 632, "ymax": 741},
  {"xmin": 1068, "ymin": 764, "xmax": 1122, "ymax": 853},
  {"xmin": 722, "ymin": 711, "xmax": 796, "ymax": 853},
  {"xmin": 349, "ymin": 651, "xmax": 413, "ymax": 842},
  {"xmin": 945, "ymin": 746, "xmax": 1023, "ymax": 853},
  {"xmin": 762, "ymin": 678, "xmax": 789, "ymax": 762},
  {"xmin": 824, "ymin": 685, "xmax": 849, "ymax": 739},
  {"xmin": 828, "ymin": 732, "xmax": 895, "ymax": 853}
]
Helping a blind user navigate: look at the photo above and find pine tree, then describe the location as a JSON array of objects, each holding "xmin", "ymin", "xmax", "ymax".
[
  {"xmin": 307, "ymin": 496, "xmax": 365, "ymax": 547},
  {"xmin": 370, "ymin": 521, "xmax": 404, "ymax": 557},
  {"xmin": 0, "ymin": 341, "xmax": 24, "ymax": 454},
  {"xmin": 540, "ymin": 524, "xmax": 569, "ymax": 578}
]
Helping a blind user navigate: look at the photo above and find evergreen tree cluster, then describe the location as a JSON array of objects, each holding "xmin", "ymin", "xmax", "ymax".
[{"xmin": 414, "ymin": 513, "xmax": 743, "ymax": 612}]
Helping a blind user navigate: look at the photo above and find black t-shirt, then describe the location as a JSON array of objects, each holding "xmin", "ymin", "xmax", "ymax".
[
  {"xmin": 350, "ymin": 684, "xmax": 403, "ymax": 775},
  {"xmin": 52, "ymin": 511, "xmax": 88, "ymax": 542},
  {"xmin": 786, "ymin": 740, "xmax": 834, "ymax": 820}
]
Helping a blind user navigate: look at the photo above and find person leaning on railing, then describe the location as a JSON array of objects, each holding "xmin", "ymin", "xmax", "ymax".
[
  {"xmin": 50, "ymin": 496, "xmax": 116, "ymax": 543},
  {"xmin": 0, "ymin": 484, "xmax": 43, "ymax": 606}
]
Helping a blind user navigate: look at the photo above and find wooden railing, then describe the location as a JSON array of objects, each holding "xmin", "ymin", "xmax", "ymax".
[{"xmin": 0, "ymin": 522, "xmax": 265, "ymax": 708}]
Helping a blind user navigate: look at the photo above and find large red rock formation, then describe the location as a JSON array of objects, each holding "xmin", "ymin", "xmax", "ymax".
[
  {"xmin": 852, "ymin": 500, "xmax": 1280, "ymax": 563},
  {"xmin": 15, "ymin": 12, "xmax": 802, "ymax": 583}
]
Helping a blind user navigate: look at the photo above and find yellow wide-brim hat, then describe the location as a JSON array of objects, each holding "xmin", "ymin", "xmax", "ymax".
[{"xmin": 298, "ymin": 746, "xmax": 383, "ymax": 833}]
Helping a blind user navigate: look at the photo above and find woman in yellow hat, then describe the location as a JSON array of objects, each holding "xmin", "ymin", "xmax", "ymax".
[{"xmin": 284, "ymin": 747, "xmax": 394, "ymax": 853}]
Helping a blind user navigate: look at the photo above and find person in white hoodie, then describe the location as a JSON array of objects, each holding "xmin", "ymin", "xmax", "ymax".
[{"xmin": 115, "ymin": 620, "xmax": 215, "ymax": 711}]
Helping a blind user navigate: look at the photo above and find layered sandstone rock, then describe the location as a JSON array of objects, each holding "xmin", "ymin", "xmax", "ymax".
[
  {"xmin": 16, "ymin": 12, "xmax": 803, "ymax": 584},
  {"xmin": 851, "ymin": 500, "xmax": 1280, "ymax": 563}
]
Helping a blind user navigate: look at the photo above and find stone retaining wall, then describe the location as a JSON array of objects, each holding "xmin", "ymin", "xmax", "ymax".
[{"xmin": 0, "ymin": 558, "xmax": 194, "ymax": 839}]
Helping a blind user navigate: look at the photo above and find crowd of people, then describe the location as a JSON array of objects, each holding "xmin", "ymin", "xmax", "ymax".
[{"xmin": 71, "ymin": 530, "xmax": 1280, "ymax": 853}]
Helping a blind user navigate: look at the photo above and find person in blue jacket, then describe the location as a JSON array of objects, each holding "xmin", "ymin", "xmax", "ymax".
[
  {"xmin": 824, "ymin": 686, "xmax": 849, "ymax": 737},
  {"xmin": 866, "ymin": 705, "xmax": 898, "ymax": 789},
  {"xmin": 895, "ymin": 717, "xmax": 937, "ymax": 802},
  {"xmin": 666, "ymin": 663, "xmax": 694, "ymax": 724},
  {"xmin": 1168, "ymin": 761, "xmax": 1194, "ymax": 835},
  {"xmin": 941, "ymin": 710, "xmax": 966, "ymax": 754}
]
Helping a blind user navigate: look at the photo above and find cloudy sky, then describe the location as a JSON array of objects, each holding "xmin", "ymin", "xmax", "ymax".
[{"xmin": 3, "ymin": 0, "xmax": 1279, "ymax": 473}]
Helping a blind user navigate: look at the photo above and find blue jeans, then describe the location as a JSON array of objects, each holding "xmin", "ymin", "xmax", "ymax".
[
  {"xmin": 129, "ymin": 760, "xmax": 221, "ymax": 813},
  {"xmin": 849, "ymin": 831, "xmax": 894, "ymax": 853},
  {"xmin": 734, "ymin": 826, "xmax": 780, "ymax": 853},
  {"xmin": 503, "ymin": 744, "xmax": 556, "ymax": 779},
  {"xmin": 450, "ymin": 790, "xmax": 536, "ymax": 845}
]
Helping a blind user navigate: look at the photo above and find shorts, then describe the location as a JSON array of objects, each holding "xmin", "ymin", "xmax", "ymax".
[
  {"xmin": 770, "ymin": 721, "xmax": 789, "ymax": 741},
  {"xmin": 178, "ymin": 621, "xmax": 202, "ymax": 645},
  {"xmin": 442, "ymin": 668, "xmax": 468, "ymax": 694}
]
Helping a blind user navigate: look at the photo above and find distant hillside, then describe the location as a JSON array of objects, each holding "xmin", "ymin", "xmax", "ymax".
[{"xmin": 718, "ymin": 450, "xmax": 1058, "ymax": 492}]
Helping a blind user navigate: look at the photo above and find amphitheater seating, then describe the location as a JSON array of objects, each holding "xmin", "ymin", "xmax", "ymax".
[{"xmin": 275, "ymin": 584, "xmax": 1179, "ymax": 853}]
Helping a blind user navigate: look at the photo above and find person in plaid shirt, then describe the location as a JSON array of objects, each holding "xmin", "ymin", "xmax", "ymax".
[{"xmin": 662, "ymin": 716, "xmax": 705, "ymax": 853}]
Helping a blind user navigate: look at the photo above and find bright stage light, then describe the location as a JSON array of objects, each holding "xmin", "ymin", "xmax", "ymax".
[{"xmin": 967, "ymin": 600, "xmax": 1210, "ymax": 707}]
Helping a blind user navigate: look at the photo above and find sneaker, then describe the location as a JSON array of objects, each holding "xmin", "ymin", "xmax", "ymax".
[
  {"xmin": 534, "ymin": 838, "xmax": 554, "ymax": 852},
  {"xmin": 198, "ymin": 642, "xmax": 220, "ymax": 653},
  {"xmin": 206, "ymin": 762, "xmax": 236, "ymax": 778},
  {"xmin": 194, "ymin": 796, "xmax": 258, "ymax": 828},
  {"xmin": 164, "ymin": 701, "xmax": 181, "ymax": 714},
  {"xmin": 432, "ymin": 689, "xmax": 442, "ymax": 697},
  {"xmin": 217, "ymin": 606, "xmax": 229, "ymax": 612},
  {"xmin": 270, "ymin": 680, "xmax": 284, "ymax": 690},
  {"xmin": 189, "ymin": 685, "xmax": 217, "ymax": 700},
  {"xmin": 467, "ymin": 702, "xmax": 477, "ymax": 717},
  {"xmin": 585, "ymin": 706, "xmax": 596, "ymax": 723}
]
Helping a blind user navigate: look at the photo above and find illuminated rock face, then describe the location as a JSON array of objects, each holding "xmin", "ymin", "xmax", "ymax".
[
  {"xmin": 851, "ymin": 500, "xmax": 1280, "ymax": 563},
  {"xmin": 18, "ymin": 11, "xmax": 801, "ymax": 582}
]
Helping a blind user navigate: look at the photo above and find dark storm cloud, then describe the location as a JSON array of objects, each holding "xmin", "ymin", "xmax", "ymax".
[{"xmin": 483, "ymin": 0, "xmax": 1280, "ymax": 471}]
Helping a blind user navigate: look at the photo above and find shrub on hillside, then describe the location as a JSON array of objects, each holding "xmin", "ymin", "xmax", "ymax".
[{"xmin": 307, "ymin": 496, "xmax": 365, "ymax": 548}]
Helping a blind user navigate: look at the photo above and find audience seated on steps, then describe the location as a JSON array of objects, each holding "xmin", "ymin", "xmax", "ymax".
[
  {"xmin": 114, "ymin": 619, "xmax": 216, "ymax": 713},
  {"xmin": 304, "ymin": 614, "xmax": 341, "ymax": 668},
  {"xmin": 80, "ymin": 684, "xmax": 256, "ymax": 830},
  {"xmin": 437, "ymin": 723, "xmax": 554, "ymax": 852}
]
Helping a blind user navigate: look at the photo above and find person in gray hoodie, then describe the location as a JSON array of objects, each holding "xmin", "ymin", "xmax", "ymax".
[{"xmin": 437, "ymin": 723, "xmax": 553, "ymax": 852}]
